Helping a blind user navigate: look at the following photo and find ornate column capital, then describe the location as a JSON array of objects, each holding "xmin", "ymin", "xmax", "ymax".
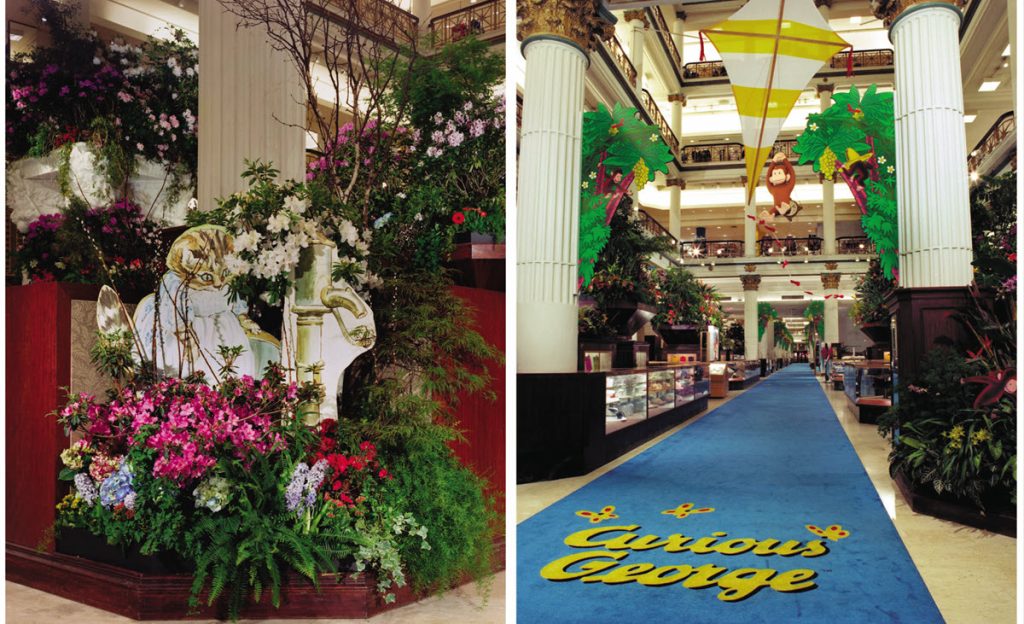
[
  {"xmin": 665, "ymin": 176, "xmax": 687, "ymax": 189},
  {"xmin": 815, "ymin": 80, "xmax": 835, "ymax": 97},
  {"xmin": 870, "ymin": 0, "xmax": 964, "ymax": 27},
  {"xmin": 814, "ymin": 0, "xmax": 833, "ymax": 7},
  {"xmin": 674, "ymin": 9, "xmax": 687, "ymax": 21},
  {"xmin": 821, "ymin": 272, "xmax": 841, "ymax": 290},
  {"xmin": 518, "ymin": 0, "xmax": 613, "ymax": 53},
  {"xmin": 668, "ymin": 93, "xmax": 688, "ymax": 106},
  {"xmin": 743, "ymin": 263, "xmax": 757, "ymax": 273},
  {"xmin": 824, "ymin": 261, "xmax": 839, "ymax": 271},
  {"xmin": 741, "ymin": 274, "xmax": 762, "ymax": 291},
  {"xmin": 623, "ymin": 10, "xmax": 649, "ymax": 28}
]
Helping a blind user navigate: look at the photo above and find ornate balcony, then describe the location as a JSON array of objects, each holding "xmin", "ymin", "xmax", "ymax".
[
  {"xmin": 681, "ymin": 140, "xmax": 798, "ymax": 165},
  {"xmin": 682, "ymin": 48, "xmax": 894, "ymax": 82},
  {"xmin": 678, "ymin": 236, "xmax": 876, "ymax": 259},
  {"xmin": 968, "ymin": 112, "xmax": 1015, "ymax": 176},
  {"xmin": 648, "ymin": 7, "xmax": 682, "ymax": 75},
  {"xmin": 429, "ymin": 0, "xmax": 504, "ymax": 47},
  {"xmin": 606, "ymin": 35, "xmax": 638, "ymax": 88},
  {"xmin": 319, "ymin": 0, "xmax": 419, "ymax": 47}
]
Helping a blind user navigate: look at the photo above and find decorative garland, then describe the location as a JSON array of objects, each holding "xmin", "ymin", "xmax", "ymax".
[
  {"xmin": 757, "ymin": 302, "xmax": 779, "ymax": 342},
  {"xmin": 578, "ymin": 103, "xmax": 674, "ymax": 288}
]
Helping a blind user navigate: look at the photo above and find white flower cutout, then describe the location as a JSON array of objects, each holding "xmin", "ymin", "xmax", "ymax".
[
  {"xmin": 887, "ymin": 165, "xmax": 895, "ymax": 174},
  {"xmin": 581, "ymin": 181, "xmax": 590, "ymax": 189},
  {"xmin": 588, "ymin": 171, "xmax": 597, "ymax": 180},
  {"xmin": 877, "ymin": 156, "xmax": 886, "ymax": 164},
  {"xmin": 809, "ymin": 123, "xmax": 819, "ymax": 131},
  {"xmin": 649, "ymin": 133, "xmax": 659, "ymax": 142}
]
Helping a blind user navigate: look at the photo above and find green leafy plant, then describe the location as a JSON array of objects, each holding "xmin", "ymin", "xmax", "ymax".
[
  {"xmin": 652, "ymin": 267, "xmax": 721, "ymax": 328},
  {"xmin": 794, "ymin": 85, "xmax": 899, "ymax": 278},
  {"xmin": 578, "ymin": 103, "xmax": 674, "ymax": 287},
  {"xmin": 849, "ymin": 258, "xmax": 894, "ymax": 325},
  {"xmin": 970, "ymin": 171, "xmax": 1016, "ymax": 298},
  {"xmin": 803, "ymin": 301, "xmax": 825, "ymax": 342},
  {"xmin": 757, "ymin": 302, "xmax": 779, "ymax": 342},
  {"xmin": 583, "ymin": 205, "xmax": 673, "ymax": 308},
  {"xmin": 578, "ymin": 306, "xmax": 613, "ymax": 338}
]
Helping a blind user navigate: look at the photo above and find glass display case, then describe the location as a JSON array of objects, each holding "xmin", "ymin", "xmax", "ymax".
[
  {"xmin": 859, "ymin": 365, "xmax": 893, "ymax": 399},
  {"xmin": 674, "ymin": 367, "xmax": 695, "ymax": 404},
  {"xmin": 582, "ymin": 347, "xmax": 614, "ymax": 372},
  {"xmin": 647, "ymin": 370, "xmax": 675, "ymax": 416},
  {"xmin": 605, "ymin": 372, "xmax": 647, "ymax": 433}
]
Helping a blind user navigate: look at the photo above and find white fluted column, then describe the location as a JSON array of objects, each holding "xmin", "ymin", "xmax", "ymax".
[
  {"xmin": 887, "ymin": 2, "xmax": 973, "ymax": 287},
  {"xmin": 668, "ymin": 181, "xmax": 681, "ymax": 240},
  {"xmin": 199, "ymin": 3, "xmax": 305, "ymax": 210},
  {"xmin": 822, "ymin": 270, "xmax": 840, "ymax": 345},
  {"xmin": 668, "ymin": 93, "xmax": 685, "ymax": 239},
  {"xmin": 625, "ymin": 11, "xmax": 648, "ymax": 89},
  {"xmin": 742, "ymin": 273, "xmax": 760, "ymax": 361},
  {"xmin": 517, "ymin": 40, "xmax": 588, "ymax": 373},
  {"xmin": 744, "ymin": 191, "xmax": 757, "ymax": 257},
  {"xmin": 817, "ymin": 82, "xmax": 836, "ymax": 255},
  {"xmin": 413, "ymin": 0, "xmax": 431, "ymax": 31}
]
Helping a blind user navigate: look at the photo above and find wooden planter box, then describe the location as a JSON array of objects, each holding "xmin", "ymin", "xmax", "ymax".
[{"xmin": 893, "ymin": 471, "xmax": 1015, "ymax": 537}]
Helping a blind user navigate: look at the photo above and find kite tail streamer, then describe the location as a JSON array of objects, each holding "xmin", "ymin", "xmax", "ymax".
[
  {"xmin": 846, "ymin": 46, "xmax": 854, "ymax": 77},
  {"xmin": 699, "ymin": 31, "xmax": 706, "ymax": 62}
]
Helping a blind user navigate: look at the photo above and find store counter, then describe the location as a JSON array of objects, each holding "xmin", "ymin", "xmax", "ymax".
[{"xmin": 517, "ymin": 363, "xmax": 710, "ymax": 483}]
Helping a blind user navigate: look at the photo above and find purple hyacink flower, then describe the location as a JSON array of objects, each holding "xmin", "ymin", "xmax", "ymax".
[
  {"xmin": 74, "ymin": 473, "xmax": 99, "ymax": 505},
  {"xmin": 285, "ymin": 459, "xmax": 328, "ymax": 516},
  {"xmin": 285, "ymin": 462, "xmax": 309, "ymax": 512}
]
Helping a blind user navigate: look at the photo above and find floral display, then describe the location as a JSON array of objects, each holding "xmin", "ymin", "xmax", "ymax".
[
  {"xmin": 6, "ymin": 2, "xmax": 198, "ymax": 203},
  {"xmin": 651, "ymin": 266, "xmax": 722, "ymax": 328},
  {"xmin": 54, "ymin": 361, "xmax": 437, "ymax": 617},
  {"xmin": 582, "ymin": 205, "xmax": 673, "ymax": 309},
  {"xmin": 15, "ymin": 198, "xmax": 166, "ymax": 297},
  {"xmin": 849, "ymin": 258, "xmax": 894, "ymax": 326},
  {"xmin": 969, "ymin": 171, "xmax": 1016, "ymax": 300}
]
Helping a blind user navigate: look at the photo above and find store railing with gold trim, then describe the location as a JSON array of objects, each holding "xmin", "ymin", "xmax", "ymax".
[
  {"xmin": 681, "ymin": 140, "xmax": 798, "ymax": 165},
  {"xmin": 640, "ymin": 89, "xmax": 680, "ymax": 157},
  {"xmin": 683, "ymin": 48, "xmax": 894, "ymax": 81},
  {"xmin": 429, "ymin": 0, "xmax": 504, "ymax": 47},
  {"xmin": 319, "ymin": 0, "xmax": 419, "ymax": 47},
  {"xmin": 648, "ymin": 7, "xmax": 682, "ymax": 73},
  {"xmin": 606, "ymin": 35, "xmax": 638, "ymax": 88},
  {"xmin": 678, "ymin": 236, "xmax": 876, "ymax": 259},
  {"xmin": 968, "ymin": 112, "xmax": 1015, "ymax": 174}
]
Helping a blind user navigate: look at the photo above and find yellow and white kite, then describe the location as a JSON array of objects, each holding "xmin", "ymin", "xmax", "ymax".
[{"xmin": 702, "ymin": 0, "xmax": 851, "ymax": 204}]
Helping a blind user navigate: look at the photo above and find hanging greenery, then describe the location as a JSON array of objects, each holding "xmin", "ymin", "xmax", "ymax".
[
  {"xmin": 578, "ymin": 103, "xmax": 674, "ymax": 288},
  {"xmin": 757, "ymin": 302, "xmax": 779, "ymax": 342},
  {"xmin": 774, "ymin": 322, "xmax": 795, "ymax": 350},
  {"xmin": 793, "ymin": 85, "xmax": 898, "ymax": 279}
]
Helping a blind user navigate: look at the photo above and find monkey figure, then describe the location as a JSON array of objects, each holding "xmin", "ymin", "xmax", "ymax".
[{"xmin": 765, "ymin": 152, "xmax": 803, "ymax": 222}]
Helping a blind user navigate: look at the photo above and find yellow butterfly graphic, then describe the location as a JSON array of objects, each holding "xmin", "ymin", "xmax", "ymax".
[
  {"xmin": 806, "ymin": 524, "xmax": 851, "ymax": 541},
  {"xmin": 662, "ymin": 502, "xmax": 715, "ymax": 519},
  {"xmin": 575, "ymin": 506, "xmax": 619, "ymax": 523}
]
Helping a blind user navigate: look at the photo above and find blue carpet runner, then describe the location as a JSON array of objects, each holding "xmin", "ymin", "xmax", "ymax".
[{"xmin": 517, "ymin": 365, "xmax": 943, "ymax": 624}]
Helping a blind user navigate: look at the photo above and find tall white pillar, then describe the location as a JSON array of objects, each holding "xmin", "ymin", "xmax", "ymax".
[
  {"xmin": 413, "ymin": 0, "xmax": 431, "ymax": 31},
  {"xmin": 883, "ymin": 2, "xmax": 973, "ymax": 287},
  {"xmin": 668, "ymin": 179, "xmax": 682, "ymax": 240},
  {"xmin": 517, "ymin": 7, "xmax": 606, "ymax": 373},
  {"xmin": 741, "ymin": 273, "xmax": 760, "ymax": 361},
  {"xmin": 1010, "ymin": 0, "xmax": 1018, "ymax": 122},
  {"xmin": 199, "ymin": 3, "xmax": 305, "ymax": 210},
  {"xmin": 744, "ymin": 189, "xmax": 757, "ymax": 257},
  {"xmin": 672, "ymin": 12, "xmax": 686, "ymax": 58},
  {"xmin": 817, "ymin": 82, "xmax": 837, "ymax": 255},
  {"xmin": 822, "ymin": 267, "xmax": 840, "ymax": 345},
  {"xmin": 624, "ymin": 11, "xmax": 648, "ymax": 89}
]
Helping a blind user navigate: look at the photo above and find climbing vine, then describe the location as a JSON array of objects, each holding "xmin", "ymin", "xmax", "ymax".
[
  {"xmin": 794, "ymin": 85, "xmax": 899, "ymax": 280},
  {"xmin": 578, "ymin": 102, "xmax": 674, "ymax": 288}
]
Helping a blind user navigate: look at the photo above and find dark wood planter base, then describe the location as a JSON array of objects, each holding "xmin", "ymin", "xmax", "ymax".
[
  {"xmin": 893, "ymin": 472, "xmax": 1016, "ymax": 538},
  {"xmin": 7, "ymin": 536, "xmax": 506, "ymax": 620}
]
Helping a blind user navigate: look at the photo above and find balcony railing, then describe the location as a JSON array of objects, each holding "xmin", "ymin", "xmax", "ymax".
[
  {"xmin": 648, "ymin": 7, "xmax": 682, "ymax": 72},
  {"xmin": 828, "ymin": 49, "xmax": 894, "ymax": 71},
  {"xmin": 681, "ymin": 140, "xmax": 798, "ymax": 165},
  {"xmin": 678, "ymin": 236, "xmax": 876, "ymax": 259},
  {"xmin": 429, "ymin": 0, "xmax": 504, "ymax": 47},
  {"xmin": 319, "ymin": 0, "xmax": 418, "ymax": 47},
  {"xmin": 968, "ymin": 111, "xmax": 1015, "ymax": 174},
  {"xmin": 683, "ymin": 48, "xmax": 894, "ymax": 82},
  {"xmin": 606, "ymin": 36, "xmax": 638, "ymax": 88},
  {"xmin": 640, "ymin": 89, "xmax": 680, "ymax": 157}
]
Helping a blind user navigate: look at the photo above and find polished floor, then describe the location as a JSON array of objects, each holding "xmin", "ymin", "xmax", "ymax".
[
  {"xmin": 5, "ymin": 572, "xmax": 504, "ymax": 623},
  {"xmin": 518, "ymin": 369, "xmax": 1017, "ymax": 624}
]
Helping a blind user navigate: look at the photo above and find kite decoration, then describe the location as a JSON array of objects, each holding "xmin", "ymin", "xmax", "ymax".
[{"xmin": 701, "ymin": 0, "xmax": 851, "ymax": 206}]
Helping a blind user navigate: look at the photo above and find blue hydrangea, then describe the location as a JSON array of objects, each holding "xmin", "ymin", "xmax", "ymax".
[
  {"xmin": 99, "ymin": 461, "xmax": 134, "ymax": 509},
  {"xmin": 192, "ymin": 476, "xmax": 232, "ymax": 513}
]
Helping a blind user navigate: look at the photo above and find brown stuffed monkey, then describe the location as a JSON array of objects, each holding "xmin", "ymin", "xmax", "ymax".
[{"xmin": 765, "ymin": 152, "xmax": 802, "ymax": 221}]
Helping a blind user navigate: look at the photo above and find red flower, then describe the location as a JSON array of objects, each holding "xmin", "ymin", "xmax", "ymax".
[
  {"xmin": 452, "ymin": 212, "xmax": 466, "ymax": 225},
  {"xmin": 962, "ymin": 369, "xmax": 1016, "ymax": 408}
]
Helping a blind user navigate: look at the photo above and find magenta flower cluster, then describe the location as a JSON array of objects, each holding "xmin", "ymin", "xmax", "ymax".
[
  {"xmin": 424, "ymin": 99, "xmax": 503, "ymax": 159},
  {"xmin": 305, "ymin": 118, "xmax": 418, "ymax": 182},
  {"xmin": 66, "ymin": 376, "xmax": 296, "ymax": 485}
]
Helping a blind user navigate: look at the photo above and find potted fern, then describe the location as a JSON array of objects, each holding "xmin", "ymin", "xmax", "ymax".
[{"xmin": 850, "ymin": 258, "xmax": 894, "ymax": 345}]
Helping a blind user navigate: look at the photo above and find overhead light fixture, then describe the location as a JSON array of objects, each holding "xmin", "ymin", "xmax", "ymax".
[
  {"xmin": 970, "ymin": 171, "xmax": 980, "ymax": 182},
  {"xmin": 1003, "ymin": 45, "xmax": 1011, "ymax": 57},
  {"xmin": 9, "ymin": 32, "xmax": 22, "ymax": 41},
  {"xmin": 964, "ymin": 114, "xmax": 977, "ymax": 123},
  {"xmin": 1004, "ymin": 62, "xmax": 1009, "ymax": 68},
  {"xmin": 978, "ymin": 81, "xmax": 1000, "ymax": 92},
  {"xmin": 850, "ymin": 16, "xmax": 862, "ymax": 25}
]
